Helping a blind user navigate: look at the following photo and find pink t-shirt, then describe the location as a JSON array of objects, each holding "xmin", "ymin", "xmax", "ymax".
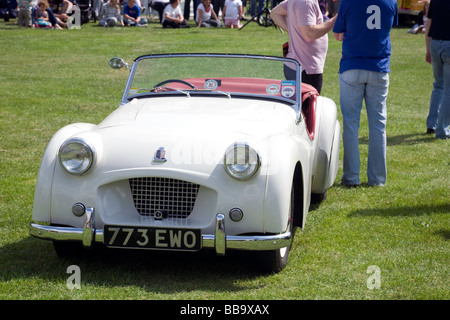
[{"xmin": 280, "ymin": 0, "xmax": 328, "ymax": 74}]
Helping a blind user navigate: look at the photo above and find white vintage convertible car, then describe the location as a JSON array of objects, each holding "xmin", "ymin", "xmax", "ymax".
[{"xmin": 30, "ymin": 54, "xmax": 340, "ymax": 273}]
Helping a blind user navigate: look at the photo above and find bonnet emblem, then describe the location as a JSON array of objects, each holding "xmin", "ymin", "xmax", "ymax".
[{"xmin": 153, "ymin": 147, "xmax": 167, "ymax": 163}]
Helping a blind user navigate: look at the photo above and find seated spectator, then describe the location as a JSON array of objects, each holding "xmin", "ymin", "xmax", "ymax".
[
  {"xmin": 196, "ymin": 0, "xmax": 221, "ymax": 27},
  {"xmin": 36, "ymin": 9, "xmax": 53, "ymax": 27},
  {"xmin": 34, "ymin": 0, "xmax": 54, "ymax": 28},
  {"xmin": 123, "ymin": 0, "xmax": 148, "ymax": 26},
  {"xmin": 33, "ymin": 0, "xmax": 66, "ymax": 28},
  {"xmin": 123, "ymin": 0, "xmax": 145, "ymax": 13},
  {"xmin": 48, "ymin": 0, "xmax": 72, "ymax": 21},
  {"xmin": 98, "ymin": 0, "xmax": 124, "ymax": 27},
  {"xmin": 162, "ymin": 0, "xmax": 189, "ymax": 28}
]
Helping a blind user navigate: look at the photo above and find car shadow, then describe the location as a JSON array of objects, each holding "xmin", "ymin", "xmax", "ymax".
[
  {"xmin": 357, "ymin": 133, "xmax": 436, "ymax": 146},
  {"xmin": 348, "ymin": 203, "xmax": 449, "ymax": 243},
  {"xmin": 348, "ymin": 203, "xmax": 449, "ymax": 218},
  {"xmin": 0, "ymin": 236, "xmax": 271, "ymax": 295}
]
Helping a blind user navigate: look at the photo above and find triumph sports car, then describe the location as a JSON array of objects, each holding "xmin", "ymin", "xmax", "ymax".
[{"xmin": 30, "ymin": 53, "xmax": 340, "ymax": 272}]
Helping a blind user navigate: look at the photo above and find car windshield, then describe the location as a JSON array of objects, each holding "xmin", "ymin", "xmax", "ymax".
[{"xmin": 122, "ymin": 54, "xmax": 301, "ymax": 105}]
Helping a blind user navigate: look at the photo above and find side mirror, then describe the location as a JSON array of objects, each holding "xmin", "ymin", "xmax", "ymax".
[{"xmin": 109, "ymin": 57, "xmax": 129, "ymax": 69}]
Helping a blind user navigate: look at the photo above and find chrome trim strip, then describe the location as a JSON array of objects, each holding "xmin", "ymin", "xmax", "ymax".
[
  {"xmin": 29, "ymin": 214, "xmax": 292, "ymax": 252},
  {"xmin": 221, "ymin": 232, "xmax": 292, "ymax": 251},
  {"xmin": 30, "ymin": 223, "xmax": 84, "ymax": 241}
]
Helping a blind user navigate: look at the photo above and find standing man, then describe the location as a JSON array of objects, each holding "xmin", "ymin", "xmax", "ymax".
[
  {"xmin": 425, "ymin": 0, "xmax": 450, "ymax": 139},
  {"xmin": 333, "ymin": 0, "xmax": 398, "ymax": 187},
  {"xmin": 270, "ymin": 0, "xmax": 337, "ymax": 94}
]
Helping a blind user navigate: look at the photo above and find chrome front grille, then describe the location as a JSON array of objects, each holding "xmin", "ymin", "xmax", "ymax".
[{"xmin": 129, "ymin": 177, "xmax": 200, "ymax": 219}]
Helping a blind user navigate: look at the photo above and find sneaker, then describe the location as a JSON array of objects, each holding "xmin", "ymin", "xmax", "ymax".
[{"xmin": 340, "ymin": 182, "xmax": 360, "ymax": 188}]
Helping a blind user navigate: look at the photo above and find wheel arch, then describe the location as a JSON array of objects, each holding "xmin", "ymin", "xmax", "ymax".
[{"xmin": 292, "ymin": 161, "xmax": 306, "ymax": 229}]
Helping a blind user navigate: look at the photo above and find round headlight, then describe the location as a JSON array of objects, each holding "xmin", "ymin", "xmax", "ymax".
[
  {"xmin": 224, "ymin": 142, "xmax": 261, "ymax": 180},
  {"xmin": 59, "ymin": 138, "xmax": 95, "ymax": 175}
]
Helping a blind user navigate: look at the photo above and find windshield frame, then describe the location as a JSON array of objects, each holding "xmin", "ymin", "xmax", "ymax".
[{"xmin": 120, "ymin": 53, "xmax": 302, "ymax": 117}]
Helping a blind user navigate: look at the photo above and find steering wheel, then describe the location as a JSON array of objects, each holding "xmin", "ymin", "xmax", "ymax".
[{"xmin": 151, "ymin": 79, "xmax": 196, "ymax": 92}]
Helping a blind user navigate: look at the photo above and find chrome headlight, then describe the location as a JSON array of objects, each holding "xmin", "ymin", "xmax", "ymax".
[
  {"xmin": 224, "ymin": 142, "xmax": 261, "ymax": 180},
  {"xmin": 59, "ymin": 138, "xmax": 95, "ymax": 175}
]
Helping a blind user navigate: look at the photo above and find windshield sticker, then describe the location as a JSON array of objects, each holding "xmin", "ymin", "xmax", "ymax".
[
  {"xmin": 204, "ymin": 79, "xmax": 219, "ymax": 90},
  {"xmin": 129, "ymin": 87, "xmax": 138, "ymax": 95},
  {"xmin": 281, "ymin": 81, "xmax": 295, "ymax": 98},
  {"xmin": 266, "ymin": 84, "xmax": 280, "ymax": 95}
]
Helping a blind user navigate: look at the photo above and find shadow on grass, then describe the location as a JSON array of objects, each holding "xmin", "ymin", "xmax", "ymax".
[
  {"xmin": 348, "ymin": 203, "xmax": 449, "ymax": 218},
  {"xmin": 348, "ymin": 203, "xmax": 450, "ymax": 242},
  {"xmin": 0, "ymin": 236, "xmax": 272, "ymax": 295},
  {"xmin": 358, "ymin": 133, "xmax": 436, "ymax": 147},
  {"xmin": 434, "ymin": 229, "xmax": 450, "ymax": 240}
]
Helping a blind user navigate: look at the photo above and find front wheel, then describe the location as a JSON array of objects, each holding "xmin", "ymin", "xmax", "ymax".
[
  {"xmin": 257, "ymin": 184, "xmax": 296, "ymax": 273},
  {"xmin": 258, "ymin": 242, "xmax": 291, "ymax": 273}
]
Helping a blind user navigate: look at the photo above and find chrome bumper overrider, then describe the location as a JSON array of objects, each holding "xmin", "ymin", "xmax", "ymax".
[{"xmin": 29, "ymin": 211, "xmax": 292, "ymax": 255}]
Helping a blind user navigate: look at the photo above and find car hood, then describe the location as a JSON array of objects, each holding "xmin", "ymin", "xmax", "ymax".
[
  {"xmin": 82, "ymin": 97, "xmax": 296, "ymax": 172},
  {"xmin": 100, "ymin": 97, "xmax": 295, "ymax": 134}
]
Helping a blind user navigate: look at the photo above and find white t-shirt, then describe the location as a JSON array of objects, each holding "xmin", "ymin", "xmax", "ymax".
[
  {"xmin": 196, "ymin": 3, "xmax": 214, "ymax": 23},
  {"xmin": 224, "ymin": 0, "xmax": 242, "ymax": 20},
  {"xmin": 162, "ymin": 4, "xmax": 182, "ymax": 23}
]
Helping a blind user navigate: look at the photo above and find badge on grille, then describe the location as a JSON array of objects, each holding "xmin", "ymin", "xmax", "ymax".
[
  {"xmin": 154, "ymin": 147, "xmax": 167, "ymax": 163},
  {"xmin": 153, "ymin": 210, "xmax": 167, "ymax": 220}
]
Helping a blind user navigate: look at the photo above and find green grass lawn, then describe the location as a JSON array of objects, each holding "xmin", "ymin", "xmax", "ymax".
[{"xmin": 0, "ymin": 17, "xmax": 448, "ymax": 301}]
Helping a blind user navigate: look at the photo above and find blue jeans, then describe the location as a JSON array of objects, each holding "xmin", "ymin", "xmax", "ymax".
[
  {"xmin": 428, "ymin": 40, "xmax": 450, "ymax": 139},
  {"xmin": 339, "ymin": 69, "xmax": 389, "ymax": 186},
  {"xmin": 250, "ymin": 0, "xmax": 265, "ymax": 17},
  {"xmin": 123, "ymin": 17, "xmax": 148, "ymax": 26}
]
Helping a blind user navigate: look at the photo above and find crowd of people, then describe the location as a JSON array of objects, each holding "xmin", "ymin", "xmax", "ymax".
[
  {"xmin": 0, "ymin": 0, "xmax": 337, "ymax": 29},
  {"xmin": 3, "ymin": 0, "xmax": 76, "ymax": 28}
]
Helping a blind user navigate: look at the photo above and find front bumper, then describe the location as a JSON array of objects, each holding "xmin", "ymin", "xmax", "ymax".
[{"xmin": 29, "ymin": 210, "xmax": 292, "ymax": 255}]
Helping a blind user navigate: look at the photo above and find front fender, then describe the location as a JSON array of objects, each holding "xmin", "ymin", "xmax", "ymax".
[
  {"xmin": 263, "ymin": 134, "xmax": 312, "ymax": 232},
  {"xmin": 31, "ymin": 123, "xmax": 96, "ymax": 223}
]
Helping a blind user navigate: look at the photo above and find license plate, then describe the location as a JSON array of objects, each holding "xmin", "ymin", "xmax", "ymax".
[{"xmin": 104, "ymin": 225, "xmax": 202, "ymax": 251}]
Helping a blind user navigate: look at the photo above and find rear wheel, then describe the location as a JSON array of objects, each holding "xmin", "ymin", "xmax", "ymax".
[{"xmin": 311, "ymin": 190, "xmax": 327, "ymax": 204}]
